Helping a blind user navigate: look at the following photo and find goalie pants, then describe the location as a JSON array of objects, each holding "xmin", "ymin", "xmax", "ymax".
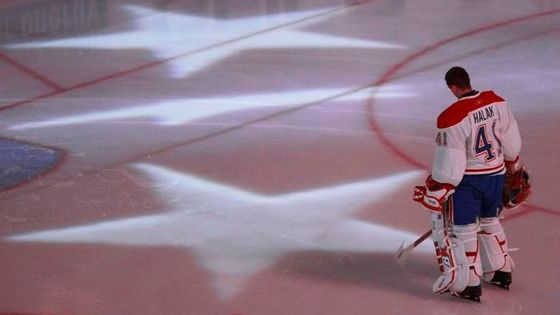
[{"xmin": 450, "ymin": 172, "xmax": 505, "ymax": 225}]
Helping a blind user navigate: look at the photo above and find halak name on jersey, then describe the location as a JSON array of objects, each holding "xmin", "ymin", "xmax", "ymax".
[{"xmin": 472, "ymin": 106, "xmax": 495, "ymax": 124}]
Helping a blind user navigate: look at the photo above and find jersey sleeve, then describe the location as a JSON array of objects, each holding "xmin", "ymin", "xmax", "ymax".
[
  {"xmin": 431, "ymin": 122, "xmax": 469, "ymax": 186},
  {"xmin": 500, "ymin": 104, "xmax": 522, "ymax": 161}
]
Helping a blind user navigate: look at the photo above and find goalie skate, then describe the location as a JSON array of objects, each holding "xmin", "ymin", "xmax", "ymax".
[
  {"xmin": 485, "ymin": 270, "xmax": 512, "ymax": 290},
  {"xmin": 451, "ymin": 284, "xmax": 482, "ymax": 302},
  {"xmin": 479, "ymin": 217, "xmax": 514, "ymax": 290}
]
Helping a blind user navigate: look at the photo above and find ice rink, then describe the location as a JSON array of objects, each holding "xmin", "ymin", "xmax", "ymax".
[{"xmin": 1, "ymin": 0, "xmax": 559, "ymax": 314}]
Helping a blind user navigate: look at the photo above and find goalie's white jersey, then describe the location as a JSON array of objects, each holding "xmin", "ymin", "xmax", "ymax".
[{"xmin": 431, "ymin": 91, "xmax": 521, "ymax": 186}]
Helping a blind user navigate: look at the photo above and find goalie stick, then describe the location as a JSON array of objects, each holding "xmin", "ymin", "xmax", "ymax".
[
  {"xmin": 396, "ymin": 229, "xmax": 431, "ymax": 260},
  {"xmin": 396, "ymin": 201, "xmax": 452, "ymax": 260}
]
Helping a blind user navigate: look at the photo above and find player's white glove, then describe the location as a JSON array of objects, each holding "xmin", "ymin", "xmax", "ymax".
[{"xmin": 413, "ymin": 176, "xmax": 455, "ymax": 212}]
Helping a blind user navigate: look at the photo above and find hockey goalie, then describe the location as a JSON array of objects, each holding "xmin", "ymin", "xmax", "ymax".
[{"xmin": 412, "ymin": 67, "xmax": 530, "ymax": 302}]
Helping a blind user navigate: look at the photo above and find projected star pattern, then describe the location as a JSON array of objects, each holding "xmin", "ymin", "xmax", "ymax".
[
  {"xmin": 4, "ymin": 1, "xmax": 559, "ymax": 314},
  {"xmin": 9, "ymin": 86, "xmax": 414, "ymax": 129},
  {"xmin": 6, "ymin": 5, "xmax": 406, "ymax": 79},
  {"xmin": 8, "ymin": 164, "xmax": 428, "ymax": 298},
  {"xmin": 1, "ymin": 1, "xmax": 424, "ymax": 304}
]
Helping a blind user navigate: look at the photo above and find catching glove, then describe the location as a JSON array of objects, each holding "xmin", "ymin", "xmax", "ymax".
[{"xmin": 503, "ymin": 160, "xmax": 531, "ymax": 209}]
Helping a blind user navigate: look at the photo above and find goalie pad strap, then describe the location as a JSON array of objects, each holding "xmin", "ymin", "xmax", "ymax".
[{"xmin": 431, "ymin": 213, "xmax": 446, "ymax": 273}]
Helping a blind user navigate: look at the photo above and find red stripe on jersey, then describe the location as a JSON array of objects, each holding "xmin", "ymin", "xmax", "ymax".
[
  {"xmin": 437, "ymin": 91, "xmax": 505, "ymax": 129},
  {"xmin": 465, "ymin": 163, "xmax": 505, "ymax": 174}
]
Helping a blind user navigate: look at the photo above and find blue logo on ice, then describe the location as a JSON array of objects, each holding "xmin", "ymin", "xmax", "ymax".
[{"xmin": 0, "ymin": 138, "xmax": 62, "ymax": 191}]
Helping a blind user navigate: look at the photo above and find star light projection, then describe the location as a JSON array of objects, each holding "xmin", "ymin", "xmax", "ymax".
[
  {"xmin": 3, "ymin": 3, "xmax": 425, "ymax": 300},
  {"xmin": 7, "ymin": 164, "xmax": 431, "ymax": 298},
  {"xmin": 5, "ymin": 5, "xmax": 406, "ymax": 78},
  {"xmin": 9, "ymin": 86, "xmax": 414, "ymax": 130}
]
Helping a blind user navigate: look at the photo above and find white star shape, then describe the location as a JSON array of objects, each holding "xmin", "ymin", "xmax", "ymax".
[
  {"xmin": 5, "ymin": 5, "xmax": 406, "ymax": 78},
  {"xmin": 7, "ymin": 164, "xmax": 430, "ymax": 298},
  {"xmin": 8, "ymin": 86, "xmax": 415, "ymax": 130}
]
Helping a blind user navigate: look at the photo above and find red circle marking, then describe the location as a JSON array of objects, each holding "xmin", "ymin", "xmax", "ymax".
[
  {"xmin": 366, "ymin": 8, "xmax": 560, "ymax": 170},
  {"xmin": 365, "ymin": 8, "xmax": 560, "ymax": 216}
]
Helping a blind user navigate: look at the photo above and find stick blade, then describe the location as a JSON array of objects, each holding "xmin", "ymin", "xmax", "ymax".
[
  {"xmin": 395, "ymin": 240, "xmax": 409, "ymax": 260},
  {"xmin": 396, "ymin": 229, "xmax": 432, "ymax": 261}
]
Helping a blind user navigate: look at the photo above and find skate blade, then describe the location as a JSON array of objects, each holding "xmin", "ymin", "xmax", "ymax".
[
  {"xmin": 490, "ymin": 282, "xmax": 511, "ymax": 290},
  {"xmin": 450, "ymin": 291, "xmax": 481, "ymax": 303},
  {"xmin": 452, "ymin": 293, "xmax": 481, "ymax": 303}
]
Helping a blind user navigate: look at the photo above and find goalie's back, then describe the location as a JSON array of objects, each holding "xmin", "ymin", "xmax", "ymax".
[{"xmin": 431, "ymin": 90, "xmax": 522, "ymax": 186}]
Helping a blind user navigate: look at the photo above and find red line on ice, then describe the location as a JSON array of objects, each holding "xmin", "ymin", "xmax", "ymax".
[
  {"xmin": 0, "ymin": 0, "xmax": 374, "ymax": 113},
  {"xmin": 0, "ymin": 51, "xmax": 64, "ymax": 91},
  {"xmin": 365, "ymin": 8, "xmax": 560, "ymax": 171},
  {"xmin": 364, "ymin": 9, "xmax": 560, "ymax": 216}
]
